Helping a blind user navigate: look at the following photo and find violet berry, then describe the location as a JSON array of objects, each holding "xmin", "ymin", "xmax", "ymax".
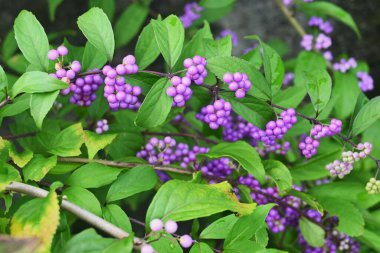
[
  {"xmin": 184, "ymin": 55, "xmax": 207, "ymax": 85},
  {"xmin": 57, "ymin": 45, "xmax": 68, "ymax": 56},
  {"xmin": 180, "ymin": 2, "xmax": 203, "ymax": 29},
  {"xmin": 150, "ymin": 218, "xmax": 163, "ymax": 232},
  {"xmin": 196, "ymin": 99, "xmax": 232, "ymax": 129},
  {"xmin": 223, "ymin": 72, "xmax": 251, "ymax": 98},
  {"xmin": 164, "ymin": 220, "xmax": 178, "ymax": 234},
  {"xmin": 166, "ymin": 76, "xmax": 192, "ymax": 107},
  {"xmin": 141, "ymin": 244, "xmax": 155, "ymax": 253},
  {"xmin": 48, "ymin": 49, "xmax": 59, "ymax": 61},
  {"xmin": 179, "ymin": 234, "xmax": 193, "ymax": 248}
]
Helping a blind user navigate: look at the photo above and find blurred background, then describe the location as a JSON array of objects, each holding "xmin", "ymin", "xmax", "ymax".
[{"xmin": 0, "ymin": 0, "xmax": 379, "ymax": 97}]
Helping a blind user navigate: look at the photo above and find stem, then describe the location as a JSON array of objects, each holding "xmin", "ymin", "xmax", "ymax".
[
  {"xmin": 143, "ymin": 131, "xmax": 218, "ymax": 144},
  {"xmin": 5, "ymin": 182, "xmax": 144, "ymax": 246},
  {"xmin": 0, "ymin": 96, "xmax": 11, "ymax": 109},
  {"xmin": 3, "ymin": 132, "xmax": 37, "ymax": 140},
  {"xmin": 273, "ymin": 0, "xmax": 306, "ymax": 37},
  {"xmin": 140, "ymin": 70, "xmax": 169, "ymax": 77},
  {"xmin": 57, "ymin": 157, "xmax": 192, "ymax": 175}
]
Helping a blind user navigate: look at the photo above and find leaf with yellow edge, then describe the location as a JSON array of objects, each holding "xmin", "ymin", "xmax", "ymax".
[
  {"xmin": 0, "ymin": 163, "xmax": 21, "ymax": 192},
  {"xmin": 84, "ymin": 130, "xmax": 117, "ymax": 159},
  {"xmin": 146, "ymin": 180, "xmax": 256, "ymax": 228},
  {"xmin": 0, "ymin": 137, "xmax": 33, "ymax": 167},
  {"xmin": 23, "ymin": 154, "xmax": 57, "ymax": 182},
  {"xmin": 11, "ymin": 189, "xmax": 60, "ymax": 253}
]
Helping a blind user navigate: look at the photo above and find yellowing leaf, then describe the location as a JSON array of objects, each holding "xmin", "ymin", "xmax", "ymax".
[
  {"xmin": 11, "ymin": 190, "xmax": 60, "ymax": 253},
  {"xmin": 0, "ymin": 137, "xmax": 33, "ymax": 167},
  {"xmin": 23, "ymin": 155, "xmax": 57, "ymax": 182},
  {"xmin": 84, "ymin": 130, "xmax": 117, "ymax": 159}
]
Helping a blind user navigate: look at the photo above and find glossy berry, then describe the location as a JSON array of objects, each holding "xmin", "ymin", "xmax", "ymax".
[
  {"xmin": 357, "ymin": 72, "xmax": 374, "ymax": 92},
  {"xmin": 57, "ymin": 45, "xmax": 68, "ymax": 56},
  {"xmin": 150, "ymin": 219, "xmax": 163, "ymax": 232},
  {"xmin": 179, "ymin": 234, "xmax": 193, "ymax": 248},
  {"xmin": 141, "ymin": 244, "xmax": 154, "ymax": 253},
  {"xmin": 164, "ymin": 220, "xmax": 178, "ymax": 234}
]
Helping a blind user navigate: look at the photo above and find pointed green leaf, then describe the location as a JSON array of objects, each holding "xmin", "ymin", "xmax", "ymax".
[
  {"xmin": 30, "ymin": 90, "xmax": 59, "ymax": 129},
  {"xmin": 84, "ymin": 130, "xmax": 117, "ymax": 159},
  {"xmin": 299, "ymin": 217, "xmax": 325, "ymax": 247},
  {"xmin": 23, "ymin": 154, "xmax": 57, "ymax": 182}
]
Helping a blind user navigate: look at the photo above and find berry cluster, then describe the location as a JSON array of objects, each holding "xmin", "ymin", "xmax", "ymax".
[
  {"xmin": 223, "ymin": 72, "xmax": 252, "ymax": 98},
  {"xmin": 48, "ymin": 45, "xmax": 69, "ymax": 60},
  {"xmin": 102, "ymin": 55, "xmax": 141, "ymax": 111},
  {"xmin": 261, "ymin": 108, "xmax": 297, "ymax": 146},
  {"xmin": 217, "ymin": 29, "xmax": 239, "ymax": 46},
  {"xmin": 308, "ymin": 16, "xmax": 333, "ymax": 34},
  {"xmin": 136, "ymin": 137, "xmax": 177, "ymax": 165},
  {"xmin": 197, "ymin": 157, "xmax": 234, "ymax": 179},
  {"xmin": 366, "ymin": 178, "xmax": 380, "ymax": 195},
  {"xmin": 95, "ymin": 119, "xmax": 109, "ymax": 134},
  {"xmin": 166, "ymin": 76, "xmax": 192, "ymax": 107},
  {"xmin": 196, "ymin": 99, "xmax": 232, "ymax": 129},
  {"xmin": 283, "ymin": 72, "xmax": 294, "ymax": 86},
  {"xmin": 300, "ymin": 34, "xmax": 332, "ymax": 51},
  {"xmin": 180, "ymin": 2, "xmax": 203, "ymax": 29},
  {"xmin": 332, "ymin": 57, "xmax": 357, "ymax": 73},
  {"xmin": 299, "ymin": 119, "xmax": 342, "ymax": 158},
  {"xmin": 326, "ymin": 142, "xmax": 372, "ymax": 178},
  {"xmin": 184, "ymin": 56, "xmax": 207, "ymax": 85},
  {"xmin": 357, "ymin": 72, "xmax": 374, "ymax": 92}
]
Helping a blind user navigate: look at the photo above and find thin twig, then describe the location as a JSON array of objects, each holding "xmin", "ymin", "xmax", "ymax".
[
  {"xmin": 57, "ymin": 157, "xmax": 192, "ymax": 175},
  {"xmin": 0, "ymin": 96, "xmax": 11, "ymax": 109},
  {"xmin": 2, "ymin": 132, "xmax": 37, "ymax": 140},
  {"xmin": 5, "ymin": 181, "xmax": 145, "ymax": 247},
  {"xmin": 273, "ymin": 0, "xmax": 306, "ymax": 37}
]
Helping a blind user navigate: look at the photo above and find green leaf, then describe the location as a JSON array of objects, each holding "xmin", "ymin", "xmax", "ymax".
[
  {"xmin": 294, "ymin": 51, "xmax": 326, "ymax": 87},
  {"xmin": 352, "ymin": 96, "xmax": 380, "ymax": 136},
  {"xmin": 30, "ymin": 90, "xmax": 59, "ymax": 129},
  {"xmin": 84, "ymin": 130, "xmax": 117, "ymax": 159},
  {"xmin": 66, "ymin": 163, "xmax": 121, "ymax": 188},
  {"xmin": 299, "ymin": 217, "xmax": 325, "ymax": 247},
  {"xmin": 303, "ymin": 69, "xmax": 331, "ymax": 114},
  {"xmin": 173, "ymin": 22, "xmax": 213, "ymax": 71},
  {"xmin": 332, "ymin": 71, "xmax": 360, "ymax": 119},
  {"xmin": 198, "ymin": 0, "xmax": 235, "ymax": 23},
  {"xmin": 0, "ymin": 163, "xmax": 21, "ymax": 192},
  {"xmin": 11, "ymin": 190, "xmax": 60, "ymax": 253},
  {"xmin": 200, "ymin": 214, "xmax": 238, "ymax": 239},
  {"xmin": 146, "ymin": 180, "xmax": 256, "ymax": 226},
  {"xmin": 48, "ymin": 0, "xmax": 64, "ymax": 21},
  {"xmin": 0, "ymin": 94, "xmax": 30, "ymax": 118},
  {"xmin": 151, "ymin": 235, "xmax": 183, "ymax": 253},
  {"xmin": 2, "ymin": 30, "xmax": 18, "ymax": 61},
  {"xmin": 14, "ymin": 10, "xmax": 49, "ymax": 71},
  {"xmin": 115, "ymin": 3, "xmax": 149, "ymax": 48},
  {"xmin": 11, "ymin": 71, "xmax": 68, "ymax": 98},
  {"xmin": 60, "ymin": 229, "xmax": 114, "ymax": 253},
  {"xmin": 103, "ymin": 236, "xmax": 134, "ymax": 253},
  {"xmin": 102, "ymin": 204, "xmax": 132, "ymax": 233},
  {"xmin": 199, "ymin": 141, "xmax": 265, "ymax": 183},
  {"xmin": 300, "ymin": 1, "xmax": 360, "ymax": 38},
  {"xmin": 151, "ymin": 15, "xmax": 185, "ymax": 68},
  {"xmin": 63, "ymin": 186, "xmax": 102, "ymax": 216},
  {"xmin": 290, "ymin": 148, "xmax": 342, "ymax": 181},
  {"xmin": 318, "ymin": 197, "xmax": 364, "ymax": 237},
  {"xmin": 189, "ymin": 243, "xmax": 213, "ymax": 253},
  {"xmin": 107, "ymin": 165, "xmax": 157, "ymax": 202},
  {"xmin": 204, "ymin": 36, "xmax": 232, "ymax": 58},
  {"xmin": 359, "ymin": 229, "xmax": 380, "ymax": 252},
  {"xmin": 7, "ymin": 142, "xmax": 33, "ymax": 167},
  {"xmin": 89, "ymin": 0, "xmax": 116, "ymax": 21},
  {"xmin": 23, "ymin": 154, "xmax": 57, "ymax": 182},
  {"xmin": 207, "ymin": 56, "xmax": 271, "ymax": 99},
  {"xmin": 0, "ymin": 65, "xmax": 8, "ymax": 90},
  {"xmin": 263, "ymin": 160, "xmax": 292, "ymax": 195},
  {"xmin": 77, "ymin": 7, "xmax": 115, "ymax": 61},
  {"xmin": 224, "ymin": 204, "xmax": 275, "ymax": 249},
  {"xmin": 272, "ymin": 86, "xmax": 307, "ymax": 108},
  {"xmin": 135, "ymin": 24, "xmax": 160, "ymax": 70},
  {"xmin": 135, "ymin": 78, "xmax": 172, "ymax": 128},
  {"xmin": 43, "ymin": 123, "xmax": 84, "ymax": 157},
  {"xmin": 220, "ymin": 93, "xmax": 275, "ymax": 129},
  {"xmin": 81, "ymin": 42, "xmax": 108, "ymax": 71}
]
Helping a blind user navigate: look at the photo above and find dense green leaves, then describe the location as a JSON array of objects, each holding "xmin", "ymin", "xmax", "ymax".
[
  {"xmin": 220, "ymin": 93, "xmax": 275, "ymax": 129},
  {"xmin": 300, "ymin": 1, "xmax": 360, "ymax": 38},
  {"xmin": 352, "ymin": 96, "xmax": 380, "ymax": 136},
  {"xmin": 303, "ymin": 69, "xmax": 331, "ymax": 114},
  {"xmin": 60, "ymin": 229, "xmax": 115, "ymax": 253},
  {"xmin": 67, "ymin": 163, "xmax": 121, "ymax": 188},
  {"xmin": 200, "ymin": 141, "xmax": 265, "ymax": 183},
  {"xmin": 77, "ymin": 7, "xmax": 115, "ymax": 61},
  {"xmin": 294, "ymin": 51, "xmax": 326, "ymax": 87},
  {"xmin": 30, "ymin": 90, "xmax": 59, "ymax": 129},
  {"xmin": 299, "ymin": 217, "xmax": 325, "ymax": 247},
  {"xmin": 207, "ymin": 56, "xmax": 271, "ymax": 99},
  {"xmin": 107, "ymin": 165, "xmax": 157, "ymax": 202},
  {"xmin": 135, "ymin": 24, "xmax": 160, "ymax": 70},
  {"xmin": 14, "ymin": 10, "xmax": 49, "ymax": 71},
  {"xmin": 151, "ymin": 15, "xmax": 185, "ymax": 68},
  {"xmin": 146, "ymin": 180, "xmax": 256, "ymax": 226},
  {"xmin": 115, "ymin": 3, "xmax": 149, "ymax": 48},
  {"xmin": 135, "ymin": 78, "xmax": 173, "ymax": 128},
  {"xmin": 23, "ymin": 155, "xmax": 57, "ymax": 182},
  {"xmin": 0, "ymin": 66, "xmax": 8, "ymax": 90},
  {"xmin": 12, "ymin": 71, "xmax": 68, "ymax": 98},
  {"xmin": 204, "ymin": 36, "xmax": 232, "ymax": 58}
]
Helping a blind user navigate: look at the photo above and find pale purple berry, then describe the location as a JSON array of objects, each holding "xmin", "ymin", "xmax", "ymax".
[
  {"xmin": 164, "ymin": 220, "xmax": 178, "ymax": 234},
  {"xmin": 179, "ymin": 235, "xmax": 193, "ymax": 248},
  {"xmin": 48, "ymin": 49, "xmax": 59, "ymax": 60},
  {"xmin": 141, "ymin": 244, "xmax": 154, "ymax": 253},
  {"xmin": 150, "ymin": 219, "xmax": 163, "ymax": 232},
  {"xmin": 57, "ymin": 45, "xmax": 68, "ymax": 56}
]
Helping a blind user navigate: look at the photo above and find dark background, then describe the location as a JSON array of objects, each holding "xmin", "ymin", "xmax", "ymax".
[{"xmin": 0, "ymin": 0, "xmax": 379, "ymax": 97}]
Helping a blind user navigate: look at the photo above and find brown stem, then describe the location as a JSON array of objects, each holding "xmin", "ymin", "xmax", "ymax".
[
  {"xmin": 273, "ymin": 0, "xmax": 306, "ymax": 37},
  {"xmin": 0, "ymin": 96, "xmax": 11, "ymax": 109},
  {"xmin": 3, "ymin": 132, "xmax": 37, "ymax": 140}
]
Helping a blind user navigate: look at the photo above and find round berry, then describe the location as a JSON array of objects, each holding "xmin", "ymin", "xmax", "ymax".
[
  {"xmin": 150, "ymin": 218, "xmax": 163, "ymax": 232},
  {"xmin": 179, "ymin": 235, "xmax": 193, "ymax": 248},
  {"xmin": 48, "ymin": 49, "xmax": 59, "ymax": 60}
]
